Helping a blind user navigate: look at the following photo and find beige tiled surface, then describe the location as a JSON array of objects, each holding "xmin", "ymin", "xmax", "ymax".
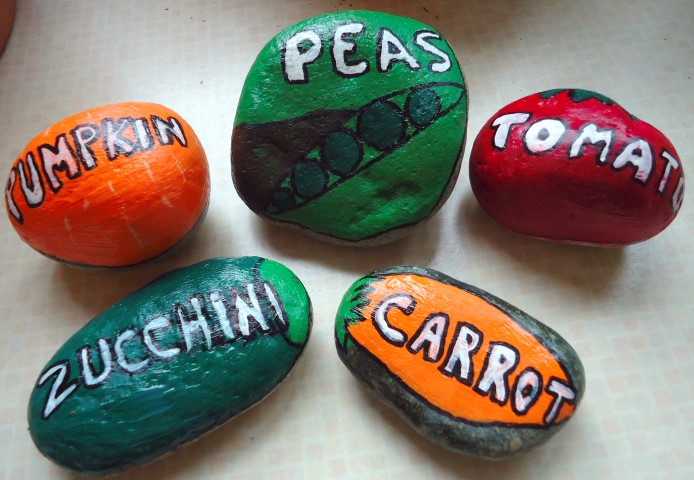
[{"xmin": 0, "ymin": 1, "xmax": 692, "ymax": 479}]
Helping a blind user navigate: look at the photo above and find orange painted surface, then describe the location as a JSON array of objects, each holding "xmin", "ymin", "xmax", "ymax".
[
  {"xmin": 5, "ymin": 103, "xmax": 210, "ymax": 267},
  {"xmin": 348, "ymin": 274, "xmax": 576, "ymax": 426}
]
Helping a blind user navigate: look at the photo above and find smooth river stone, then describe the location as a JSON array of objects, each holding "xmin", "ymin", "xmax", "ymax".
[
  {"xmin": 231, "ymin": 10, "xmax": 468, "ymax": 245},
  {"xmin": 4, "ymin": 102, "xmax": 210, "ymax": 267},
  {"xmin": 335, "ymin": 266, "xmax": 585, "ymax": 458},
  {"xmin": 28, "ymin": 257, "xmax": 312, "ymax": 474},
  {"xmin": 469, "ymin": 88, "xmax": 685, "ymax": 246}
]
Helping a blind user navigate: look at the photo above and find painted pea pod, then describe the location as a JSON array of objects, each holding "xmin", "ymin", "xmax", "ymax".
[
  {"xmin": 469, "ymin": 89, "xmax": 685, "ymax": 246},
  {"xmin": 28, "ymin": 257, "xmax": 312, "ymax": 475},
  {"xmin": 4, "ymin": 102, "xmax": 210, "ymax": 267},
  {"xmin": 335, "ymin": 266, "xmax": 585, "ymax": 459}
]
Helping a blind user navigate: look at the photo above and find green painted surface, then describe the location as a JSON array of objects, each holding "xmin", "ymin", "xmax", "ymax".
[
  {"xmin": 334, "ymin": 265, "xmax": 585, "ymax": 458},
  {"xmin": 539, "ymin": 88, "xmax": 617, "ymax": 106},
  {"xmin": 335, "ymin": 275, "xmax": 372, "ymax": 349},
  {"xmin": 28, "ymin": 257, "xmax": 312, "ymax": 474},
  {"xmin": 231, "ymin": 11, "xmax": 467, "ymax": 242},
  {"xmin": 323, "ymin": 131, "xmax": 361, "ymax": 175}
]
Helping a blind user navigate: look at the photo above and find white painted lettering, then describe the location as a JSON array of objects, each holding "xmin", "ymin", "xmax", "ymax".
[
  {"xmin": 38, "ymin": 281, "xmax": 292, "ymax": 398},
  {"xmin": 372, "ymin": 293, "xmax": 415, "ymax": 346},
  {"xmin": 491, "ymin": 113, "xmax": 530, "ymax": 149},
  {"xmin": 658, "ymin": 150, "xmax": 680, "ymax": 194},
  {"xmin": 71, "ymin": 124, "xmax": 100, "ymax": 169},
  {"xmin": 333, "ymin": 23, "xmax": 368, "ymax": 77},
  {"xmin": 283, "ymin": 30, "xmax": 322, "ymax": 83},
  {"xmin": 513, "ymin": 368, "xmax": 542, "ymax": 415},
  {"xmin": 544, "ymin": 378, "xmax": 576, "ymax": 425},
  {"xmin": 209, "ymin": 291, "xmax": 236, "ymax": 340},
  {"xmin": 264, "ymin": 283, "xmax": 288, "ymax": 328},
  {"xmin": 613, "ymin": 138, "xmax": 653, "ymax": 183},
  {"xmin": 569, "ymin": 123, "xmax": 613, "ymax": 164},
  {"xmin": 39, "ymin": 134, "xmax": 80, "ymax": 192},
  {"xmin": 475, "ymin": 343, "xmax": 519, "ymax": 405},
  {"xmin": 5, "ymin": 169, "xmax": 21, "ymax": 222},
  {"xmin": 414, "ymin": 31, "xmax": 451, "ymax": 73},
  {"xmin": 524, "ymin": 119, "xmax": 566, "ymax": 154},
  {"xmin": 17, "ymin": 153, "xmax": 45, "ymax": 207},
  {"xmin": 133, "ymin": 118, "xmax": 154, "ymax": 151},
  {"xmin": 152, "ymin": 116, "xmax": 187, "ymax": 147},
  {"xmin": 439, "ymin": 323, "xmax": 482, "ymax": 385},
  {"xmin": 102, "ymin": 118, "xmax": 137, "ymax": 160},
  {"xmin": 176, "ymin": 300, "xmax": 212, "ymax": 352},
  {"xmin": 78, "ymin": 339, "xmax": 113, "ymax": 387},
  {"xmin": 37, "ymin": 362, "xmax": 78, "ymax": 419},
  {"xmin": 407, "ymin": 313, "xmax": 449, "ymax": 362},
  {"xmin": 235, "ymin": 284, "xmax": 271, "ymax": 337},
  {"xmin": 143, "ymin": 315, "xmax": 181, "ymax": 359},
  {"xmin": 115, "ymin": 329, "xmax": 150, "ymax": 373},
  {"xmin": 378, "ymin": 28, "xmax": 420, "ymax": 72},
  {"xmin": 672, "ymin": 176, "xmax": 685, "ymax": 212}
]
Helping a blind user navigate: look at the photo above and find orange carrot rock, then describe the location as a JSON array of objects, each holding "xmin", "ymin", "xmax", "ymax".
[
  {"xmin": 335, "ymin": 266, "xmax": 585, "ymax": 458},
  {"xmin": 4, "ymin": 102, "xmax": 210, "ymax": 267}
]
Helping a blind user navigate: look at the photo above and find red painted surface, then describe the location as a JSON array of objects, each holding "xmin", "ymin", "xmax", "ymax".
[{"xmin": 469, "ymin": 89, "xmax": 685, "ymax": 246}]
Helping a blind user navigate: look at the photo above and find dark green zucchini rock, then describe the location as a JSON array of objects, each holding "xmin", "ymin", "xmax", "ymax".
[{"xmin": 28, "ymin": 257, "xmax": 312, "ymax": 474}]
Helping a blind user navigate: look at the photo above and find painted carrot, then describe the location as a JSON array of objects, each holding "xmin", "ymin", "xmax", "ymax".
[
  {"xmin": 335, "ymin": 266, "xmax": 585, "ymax": 458},
  {"xmin": 5, "ymin": 102, "xmax": 210, "ymax": 267}
]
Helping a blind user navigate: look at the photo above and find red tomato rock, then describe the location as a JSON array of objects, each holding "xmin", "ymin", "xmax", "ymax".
[{"xmin": 469, "ymin": 89, "xmax": 685, "ymax": 246}]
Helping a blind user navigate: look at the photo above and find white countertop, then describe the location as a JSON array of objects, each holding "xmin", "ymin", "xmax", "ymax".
[{"xmin": 0, "ymin": 1, "xmax": 692, "ymax": 479}]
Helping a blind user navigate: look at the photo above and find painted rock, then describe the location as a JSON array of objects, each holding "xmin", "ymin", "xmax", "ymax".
[
  {"xmin": 0, "ymin": 0, "xmax": 15, "ymax": 56},
  {"xmin": 469, "ymin": 88, "xmax": 685, "ymax": 246},
  {"xmin": 28, "ymin": 257, "xmax": 312, "ymax": 474},
  {"xmin": 231, "ymin": 11, "xmax": 468, "ymax": 244},
  {"xmin": 5, "ymin": 102, "xmax": 210, "ymax": 267},
  {"xmin": 335, "ymin": 266, "xmax": 585, "ymax": 458}
]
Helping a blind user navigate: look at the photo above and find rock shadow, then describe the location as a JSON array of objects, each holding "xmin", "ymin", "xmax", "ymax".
[
  {"xmin": 353, "ymin": 379, "xmax": 571, "ymax": 479},
  {"xmin": 256, "ymin": 213, "xmax": 442, "ymax": 275},
  {"xmin": 459, "ymin": 193, "xmax": 625, "ymax": 298},
  {"xmin": 53, "ymin": 211, "xmax": 227, "ymax": 320}
]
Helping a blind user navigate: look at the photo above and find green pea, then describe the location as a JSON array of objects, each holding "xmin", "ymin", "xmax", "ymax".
[
  {"xmin": 271, "ymin": 188, "xmax": 296, "ymax": 212},
  {"xmin": 357, "ymin": 101, "xmax": 404, "ymax": 150},
  {"xmin": 292, "ymin": 161, "xmax": 328, "ymax": 199},
  {"xmin": 322, "ymin": 131, "xmax": 363, "ymax": 176},
  {"xmin": 407, "ymin": 88, "xmax": 441, "ymax": 127}
]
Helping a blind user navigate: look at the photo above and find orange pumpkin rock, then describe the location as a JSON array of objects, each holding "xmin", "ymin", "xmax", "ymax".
[
  {"xmin": 335, "ymin": 266, "xmax": 585, "ymax": 458},
  {"xmin": 4, "ymin": 103, "xmax": 210, "ymax": 267}
]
